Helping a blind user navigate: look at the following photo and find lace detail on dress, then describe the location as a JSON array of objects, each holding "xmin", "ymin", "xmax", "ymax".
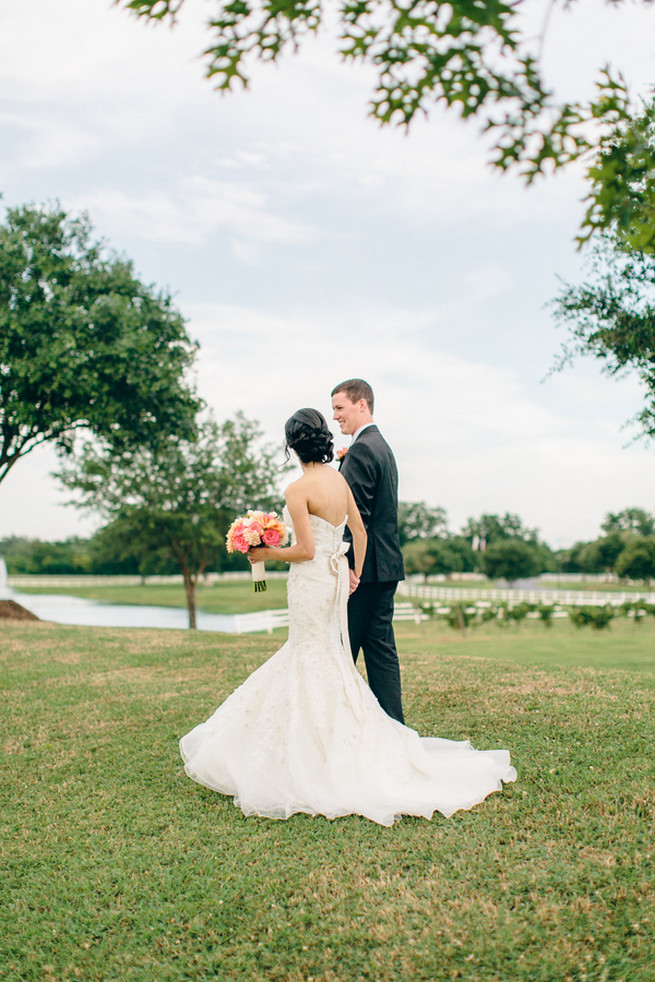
[{"xmin": 179, "ymin": 505, "xmax": 517, "ymax": 826}]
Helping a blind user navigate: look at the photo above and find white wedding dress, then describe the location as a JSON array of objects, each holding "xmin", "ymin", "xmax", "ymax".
[{"xmin": 179, "ymin": 509, "xmax": 517, "ymax": 826}]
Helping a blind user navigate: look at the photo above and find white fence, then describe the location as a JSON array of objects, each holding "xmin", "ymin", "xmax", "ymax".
[
  {"xmin": 398, "ymin": 582, "xmax": 655, "ymax": 607},
  {"xmin": 233, "ymin": 602, "xmax": 427, "ymax": 634},
  {"xmin": 234, "ymin": 608, "xmax": 289, "ymax": 634}
]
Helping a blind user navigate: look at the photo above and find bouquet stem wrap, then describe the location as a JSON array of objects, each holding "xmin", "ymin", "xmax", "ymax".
[{"xmin": 251, "ymin": 561, "xmax": 267, "ymax": 592}]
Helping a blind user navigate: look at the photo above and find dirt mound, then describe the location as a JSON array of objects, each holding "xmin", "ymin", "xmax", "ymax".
[{"xmin": 0, "ymin": 599, "xmax": 40, "ymax": 620}]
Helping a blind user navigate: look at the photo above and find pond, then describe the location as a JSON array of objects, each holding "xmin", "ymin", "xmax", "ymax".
[{"xmin": 7, "ymin": 590, "xmax": 242, "ymax": 633}]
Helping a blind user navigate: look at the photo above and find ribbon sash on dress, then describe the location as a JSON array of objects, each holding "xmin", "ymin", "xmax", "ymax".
[
  {"xmin": 329, "ymin": 541, "xmax": 352, "ymax": 659},
  {"xmin": 328, "ymin": 540, "xmax": 369, "ymax": 722}
]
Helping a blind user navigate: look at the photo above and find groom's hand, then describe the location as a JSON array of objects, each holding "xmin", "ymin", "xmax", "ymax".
[{"xmin": 348, "ymin": 570, "xmax": 360, "ymax": 595}]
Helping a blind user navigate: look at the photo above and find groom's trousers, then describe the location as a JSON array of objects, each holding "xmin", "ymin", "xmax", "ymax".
[{"xmin": 347, "ymin": 581, "xmax": 404, "ymax": 724}]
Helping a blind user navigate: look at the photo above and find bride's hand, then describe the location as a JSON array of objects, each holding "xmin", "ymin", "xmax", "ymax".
[
  {"xmin": 249, "ymin": 546, "xmax": 267, "ymax": 563},
  {"xmin": 348, "ymin": 570, "xmax": 360, "ymax": 595}
]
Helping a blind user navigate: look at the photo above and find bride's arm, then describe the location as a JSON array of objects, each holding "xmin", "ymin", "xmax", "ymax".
[
  {"xmin": 345, "ymin": 484, "xmax": 367, "ymax": 580},
  {"xmin": 249, "ymin": 485, "xmax": 315, "ymax": 565}
]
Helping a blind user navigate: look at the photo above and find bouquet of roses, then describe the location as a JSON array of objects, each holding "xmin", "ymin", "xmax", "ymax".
[{"xmin": 226, "ymin": 510, "xmax": 288, "ymax": 592}]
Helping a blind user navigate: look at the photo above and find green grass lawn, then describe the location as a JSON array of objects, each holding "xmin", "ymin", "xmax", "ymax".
[
  {"xmin": 539, "ymin": 579, "xmax": 652, "ymax": 593},
  {"xmin": 396, "ymin": 617, "xmax": 655, "ymax": 673},
  {"xmin": 2, "ymin": 619, "xmax": 654, "ymax": 981}
]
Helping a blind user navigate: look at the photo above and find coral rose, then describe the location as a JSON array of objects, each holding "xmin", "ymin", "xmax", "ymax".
[{"xmin": 232, "ymin": 533, "xmax": 250, "ymax": 553}]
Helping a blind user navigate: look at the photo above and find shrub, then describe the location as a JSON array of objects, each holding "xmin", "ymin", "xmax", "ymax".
[{"xmin": 569, "ymin": 606, "xmax": 615, "ymax": 630}]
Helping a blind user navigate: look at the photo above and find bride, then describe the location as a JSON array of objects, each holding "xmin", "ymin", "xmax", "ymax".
[{"xmin": 179, "ymin": 408, "xmax": 516, "ymax": 826}]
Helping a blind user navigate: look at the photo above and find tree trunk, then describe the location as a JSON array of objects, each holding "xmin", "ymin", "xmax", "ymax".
[{"xmin": 182, "ymin": 568, "xmax": 197, "ymax": 629}]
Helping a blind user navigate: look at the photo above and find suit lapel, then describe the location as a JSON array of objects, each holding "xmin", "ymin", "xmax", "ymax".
[{"xmin": 338, "ymin": 425, "xmax": 379, "ymax": 472}]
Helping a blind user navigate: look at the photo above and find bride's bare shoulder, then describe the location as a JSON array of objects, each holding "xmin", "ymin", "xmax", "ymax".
[{"xmin": 285, "ymin": 478, "xmax": 308, "ymax": 501}]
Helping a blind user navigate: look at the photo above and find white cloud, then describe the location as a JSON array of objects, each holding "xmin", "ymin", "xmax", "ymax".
[
  {"xmin": 67, "ymin": 177, "xmax": 320, "ymax": 249},
  {"xmin": 0, "ymin": 444, "xmax": 100, "ymax": 541},
  {"xmin": 3, "ymin": 0, "xmax": 655, "ymax": 551},
  {"xmin": 184, "ymin": 299, "xmax": 655, "ymax": 549}
]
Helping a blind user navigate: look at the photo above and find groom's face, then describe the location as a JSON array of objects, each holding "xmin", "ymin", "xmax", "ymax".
[{"xmin": 332, "ymin": 392, "xmax": 362, "ymax": 436}]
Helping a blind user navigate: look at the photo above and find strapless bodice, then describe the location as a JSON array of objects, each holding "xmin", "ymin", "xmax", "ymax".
[{"xmin": 283, "ymin": 505, "xmax": 347, "ymax": 556}]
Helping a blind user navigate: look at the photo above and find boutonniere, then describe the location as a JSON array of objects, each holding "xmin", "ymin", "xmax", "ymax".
[{"xmin": 336, "ymin": 447, "xmax": 348, "ymax": 460}]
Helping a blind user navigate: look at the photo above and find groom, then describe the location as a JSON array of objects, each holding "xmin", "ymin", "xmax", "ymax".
[{"xmin": 331, "ymin": 379, "xmax": 405, "ymax": 724}]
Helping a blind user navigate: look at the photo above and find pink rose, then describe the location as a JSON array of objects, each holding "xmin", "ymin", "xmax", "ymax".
[
  {"xmin": 262, "ymin": 528, "xmax": 281, "ymax": 546},
  {"xmin": 232, "ymin": 533, "xmax": 250, "ymax": 553}
]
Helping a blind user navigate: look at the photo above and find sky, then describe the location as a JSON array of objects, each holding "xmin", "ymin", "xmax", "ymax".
[{"xmin": 1, "ymin": 0, "xmax": 655, "ymax": 549}]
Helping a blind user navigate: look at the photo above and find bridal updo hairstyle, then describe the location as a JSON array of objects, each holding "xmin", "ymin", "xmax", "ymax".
[{"xmin": 284, "ymin": 409, "xmax": 334, "ymax": 465}]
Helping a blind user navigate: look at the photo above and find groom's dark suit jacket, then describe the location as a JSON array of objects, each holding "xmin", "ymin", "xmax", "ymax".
[{"xmin": 339, "ymin": 425, "xmax": 404, "ymax": 584}]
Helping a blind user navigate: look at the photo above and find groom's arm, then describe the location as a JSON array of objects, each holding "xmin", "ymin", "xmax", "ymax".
[{"xmin": 340, "ymin": 442, "xmax": 378, "ymax": 527}]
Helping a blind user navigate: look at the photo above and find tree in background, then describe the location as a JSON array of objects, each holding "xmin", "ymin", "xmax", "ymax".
[
  {"xmin": 462, "ymin": 513, "xmax": 539, "ymax": 550},
  {"xmin": 57, "ymin": 413, "xmax": 283, "ymax": 627},
  {"xmin": 601, "ymin": 508, "xmax": 655, "ymax": 537},
  {"xmin": 615, "ymin": 536, "xmax": 655, "ymax": 586},
  {"xmin": 556, "ymin": 540, "xmax": 590, "ymax": 575},
  {"xmin": 88, "ymin": 516, "xmax": 180, "ymax": 578},
  {"xmin": 402, "ymin": 539, "xmax": 439, "ymax": 581},
  {"xmin": 402, "ymin": 538, "xmax": 469, "ymax": 581},
  {"xmin": 481, "ymin": 539, "xmax": 544, "ymax": 586},
  {"xmin": 0, "ymin": 203, "xmax": 200, "ymax": 486},
  {"xmin": 0, "ymin": 535, "xmax": 91, "ymax": 575},
  {"xmin": 397, "ymin": 501, "xmax": 448, "ymax": 547},
  {"xmin": 577, "ymin": 532, "xmax": 631, "ymax": 575}
]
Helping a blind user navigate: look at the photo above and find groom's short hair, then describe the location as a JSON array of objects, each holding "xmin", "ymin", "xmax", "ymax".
[{"xmin": 331, "ymin": 378, "xmax": 374, "ymax": 414}]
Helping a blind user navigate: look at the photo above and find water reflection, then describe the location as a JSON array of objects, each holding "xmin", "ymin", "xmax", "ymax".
[{"xmin": 12, "ymin": 591, "xmax": 239, "ymax": 632}]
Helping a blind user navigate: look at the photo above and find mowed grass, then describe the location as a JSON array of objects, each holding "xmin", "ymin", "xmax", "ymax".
[
  {"xmin": 2, "ymin": 619, "xmax": 655, "ymax": 982},
  {"xmin": 537, "ymin": 579, "xmax": 653, "ymax": 594},
  {"xmin": 16, "ymin": 578, "xmax": 290, "ymax": 614},
  {"xmin": 396, "ymin": 617, "xmax": 655, "ymax": 673}
]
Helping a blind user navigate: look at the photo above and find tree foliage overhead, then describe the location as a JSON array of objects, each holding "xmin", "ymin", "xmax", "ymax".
[
  {"xmin": 552, "ymin": 90, "xmax": 655, "ymax": 434},
  {"xmin": 552, "ymin": 230, "xmax": 655, "ymax": 438},
  {"xmin": 0, "ymin": 203, "xmax": 200, "ymax": 485},
  {"xmin": 57, "ymin": 412, "xmax": 284, "ymax": 627},
  {"xmin": 118, "ymin": 0, "xmax": 651, "ymax": 203},
  {"xmin": 581, "ymin": 92, "xmax": 655, "ymax": 251}
]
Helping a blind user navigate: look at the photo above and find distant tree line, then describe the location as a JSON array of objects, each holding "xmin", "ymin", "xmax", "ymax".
[
  {"xmin": 557, "ymin": 509, "xmax": 655, "ymax": 586},
  {"xmin": 398, "ymin": 504, "xmax": 655, "ymax": 587},
  {"xmin": 6, "ymin": 506, "xmax": 655, "ymax": 587},
  {"xmin": 0, "ymin": 525, "xmax": 248, "ymax": 578}
]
